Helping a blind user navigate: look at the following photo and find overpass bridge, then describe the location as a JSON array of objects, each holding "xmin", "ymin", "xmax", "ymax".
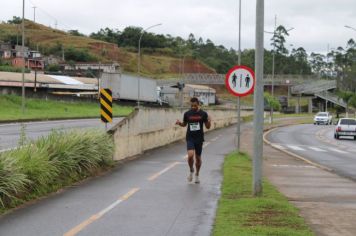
[
  {"xmin": 158, "ymin": 73, "xmax": 344, "ymax": 111},
  {"xmin": 157, "ymin": 73, "xmax": 321, "ymax": 86}
]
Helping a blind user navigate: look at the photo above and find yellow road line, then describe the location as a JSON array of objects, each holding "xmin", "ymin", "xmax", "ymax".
[
  {"xmin": 148, "ymin": 162, "xmax": 180, "ymax": 181},
  {"xmin": 63, "ymin": 188, "xmax": 139, "ymax": 236}
]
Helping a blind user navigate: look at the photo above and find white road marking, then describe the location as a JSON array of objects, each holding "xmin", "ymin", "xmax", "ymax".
[
  {"xmin": 148, "ymin": 162, "xmax": 181, "ymax": 181},
  {"xmin": 308, "ymin": 147, "xmax": 327, "ymax": 152},
  {"xmin": 327, "ymin": 148, "xmax": 348, "ymax": 154},
  {"xmin": 271, "ymin": 164, "xmax": 316, "ymax": 169},
  {"xmin": 63, "ymin": 188, "xmax": 139, "ymax": 236},
  {"xmin": 286, "ymin": 145, "xmax": 305, "ymax": 151}
]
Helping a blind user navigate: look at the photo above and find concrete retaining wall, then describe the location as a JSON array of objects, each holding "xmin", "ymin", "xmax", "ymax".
[{"xmin": 109, "ymin": 107, "xmax": 251, "ymax": 161}]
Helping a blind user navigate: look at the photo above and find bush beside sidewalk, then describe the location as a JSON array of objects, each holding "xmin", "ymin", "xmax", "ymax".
[
  {"xmin": 213, "ymin": 152, "xmax": 314, "ymax": 236},
  {"xmin": 0, "ymin": 129, "xmax": 114, "ymax": 214}
]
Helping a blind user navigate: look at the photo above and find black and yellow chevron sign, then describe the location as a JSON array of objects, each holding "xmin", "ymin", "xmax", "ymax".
[{"xmin": 100, "ymin": 88, "xmax": 113, "ymax": 123}]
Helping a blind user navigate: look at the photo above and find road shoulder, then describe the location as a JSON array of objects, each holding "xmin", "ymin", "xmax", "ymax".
[{"xmin": 241, "ymin": 119, "xmax": 356, "ymax": 236}]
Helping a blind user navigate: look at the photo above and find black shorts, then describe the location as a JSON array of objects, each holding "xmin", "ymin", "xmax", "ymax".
[{"xmin": 186, "ymin": 139, "xmax": 203, "ymax": 156}]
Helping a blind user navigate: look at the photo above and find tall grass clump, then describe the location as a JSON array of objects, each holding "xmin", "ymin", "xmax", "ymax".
[{"xmin": 0, "ymin": 129, "xmax": 114, "ymax": 211}]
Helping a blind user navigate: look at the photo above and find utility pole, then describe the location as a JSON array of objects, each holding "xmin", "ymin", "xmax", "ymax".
[
  {"xmin": 271, "ymin": 15, "xmax": 277, "ymax": 124},
  {"xmin": 137, "ymin": 23, "xmax": 162, "ymax": 108},
  {"xmin": 33, "ymin": 6, "xmax": 37, "ymax": 22},
  {"xmin": 253, "ymin": 0, "xmax": 264, "ymax": 197},
  {"xmin": 236, "ymin": 0, "xmax": 242, "ymax": 153},
  {"xmin": 21, "ymin": 0, "xmax": 26, "ymax": 114}
]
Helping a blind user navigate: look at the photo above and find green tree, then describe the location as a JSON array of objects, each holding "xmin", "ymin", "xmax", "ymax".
[
  {"xmin": 271, "ymin": 25, "xmax": 290, "ymax": 55},
  {"xmin": 64, "ymin": 47, "xmax": 97, "ymax": 62},
  {"xmin": 309, "ymin": 53, "xmax": 326, "ymax": 76},
  {"xmin": 7, "ymin": 16, "xmax": 22, "ymax": 24},
  {"xmin": 68, "ymin": 30, "xmax": 85, "ymax": 37},
  {"xmin": 264, "ymin": 92, "xmax": 281, "ymax": 118},
  {"xmin": 338, "ymin": 90, "xmax": 355, "ymax": 117}
]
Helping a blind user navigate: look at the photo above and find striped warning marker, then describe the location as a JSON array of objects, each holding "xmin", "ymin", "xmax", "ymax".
[{"xmin": 100, "ymin": 88, "xmax": 112, "ymax": 123}]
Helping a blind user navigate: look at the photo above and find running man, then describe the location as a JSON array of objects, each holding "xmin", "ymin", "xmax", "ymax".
[{"xmin": 175, "ymin": 97, "xmax": 211, "ymax": 183}]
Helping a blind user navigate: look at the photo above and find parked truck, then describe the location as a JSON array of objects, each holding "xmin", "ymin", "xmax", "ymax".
[{"xmin": 100, "ymin": 72, "xmax": 162, "ymax": 104}]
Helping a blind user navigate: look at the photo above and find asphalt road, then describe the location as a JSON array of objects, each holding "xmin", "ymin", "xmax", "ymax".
[
  {"xmin": 0, "ymin": 118, "xmax": 123, "ymax": 152},
  {"xmin": 266, "ymin": 123, "xmax": 356, "ymax": 181},
  {"xmin": 0, "ymin": 124, "xmax": 238, "ymax": 236}
]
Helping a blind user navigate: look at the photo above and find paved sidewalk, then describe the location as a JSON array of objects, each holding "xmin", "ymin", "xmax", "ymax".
[{"xmin": 241, "ymin": 121, "xmax": 356, "ymax": 236}]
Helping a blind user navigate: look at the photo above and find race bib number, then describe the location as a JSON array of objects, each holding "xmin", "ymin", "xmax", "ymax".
[{"xmin": 190, "ymin": 122, "xmax": 200, "ymax": 131}]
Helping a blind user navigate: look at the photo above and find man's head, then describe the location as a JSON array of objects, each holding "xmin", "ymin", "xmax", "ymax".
[{"xmin": 190, "ymin": 97, "xmax": 200, "ymax": 111}]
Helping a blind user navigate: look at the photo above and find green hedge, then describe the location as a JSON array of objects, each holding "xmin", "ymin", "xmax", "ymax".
[
  {"xmin": 0, "ymin": 65, "xmax": 31, "ymax": 73},
  {"xmin": 0, "ymin": 129, "xmax": 114, "ymax": 210}
]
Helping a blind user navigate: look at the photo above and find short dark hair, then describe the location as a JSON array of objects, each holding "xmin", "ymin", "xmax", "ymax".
[{"xmin": 190, "ymin": 97, "xmax": 199, "ymax": 103}]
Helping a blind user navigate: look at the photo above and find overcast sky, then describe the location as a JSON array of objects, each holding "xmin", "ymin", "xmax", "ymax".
[{"xmin": 1, "ymin": 0, "xmax": 356, "ymax": 54}]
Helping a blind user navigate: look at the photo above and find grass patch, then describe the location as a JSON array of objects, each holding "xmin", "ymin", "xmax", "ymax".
[
  {"xmin": 0, "ymin": 95, "xmax": 133, "ymax": 121},
  {"xmin": 213, "ymin": 152, "xmax": 314, "ymax": 236},
  {"xmin": 0, "ymin": 129, "xmax": 114, "ymax": 213}
]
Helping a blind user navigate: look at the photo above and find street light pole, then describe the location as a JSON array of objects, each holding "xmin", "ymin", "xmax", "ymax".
[
  {"xmin": 236, "ymin": 0, "xmax": 242, "ymax": 153},
  {"xmin": 137, "ymin": 23, "xmax": 162, "ymax": 108},
  {"xmin": 21, "ymin": 0, "xmax": 26, "ymax": 114},
  {"xmin": 33, "ymin": 6, "xmax": 37, "ymax": 23},
  {"xmin": 345, "ymin": 25, "xmax": 356, "ymax": 32},
  {"xmin": 271, "ymin": 15, "xmax": 276, "ymax": 124},
  {"xmin": 253, "ymin": 0, "xmax": 264, "ymax": 197}
]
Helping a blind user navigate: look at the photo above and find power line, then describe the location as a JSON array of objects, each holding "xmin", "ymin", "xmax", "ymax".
[{"xmin": 28, "ymin": 0, "xmax": 73, "ymax": 31}]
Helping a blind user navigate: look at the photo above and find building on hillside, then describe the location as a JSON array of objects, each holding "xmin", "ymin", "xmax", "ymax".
[
  {"xmin": 14, "ymin": 45, "xmax": 29, "ymax": 58},
  {"xmin": 1, "ymin": 43, "xmax": 44, "ymax": 70},
  {"xmin": 12, "ymin": 50, "xmax": 44, "ymax": 71},
  {"xmin": 0, "ymin": 43, "xmax": 13, "ymax": 59}
]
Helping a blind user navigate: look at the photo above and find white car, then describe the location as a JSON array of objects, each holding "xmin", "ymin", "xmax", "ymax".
[
  {"xmin": 334, "ymin": 118, "xmax": 356, "ymax": 140},
  {"xmin": 313, "ymin": 112, "xmax": 332, "ymax": 125}
]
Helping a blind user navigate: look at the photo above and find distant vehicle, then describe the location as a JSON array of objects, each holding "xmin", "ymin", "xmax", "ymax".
[
  {"xmin": 313, "ymin": 112, "xmax": 332, "ymax": 125},
  {"xmin": 334, "ymin": 118, "xmax": 356, "ymax": 140},
  {"xmin": 100, "ymin": 72, "xmax": 163, "ymax": 104}
]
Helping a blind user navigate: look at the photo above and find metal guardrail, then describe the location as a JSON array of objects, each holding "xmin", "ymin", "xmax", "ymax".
[
  {"xmin": 158, "ymin": 73, "xmax": 322, "ymax": 86},
  {"xmin": 291, "ymin": 80, "xmax": 336, "ymax": 94}
]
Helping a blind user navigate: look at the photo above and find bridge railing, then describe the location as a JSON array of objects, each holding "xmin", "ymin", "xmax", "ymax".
[
  {"xmin": 158, "ymin": 73, "xmax": 325, "ymax": 86},
  {"xmin": 315, "ymin": 91, "xmax": 347, "ymax": 108},
  {"xmin": 291, "ymin": 80, "xmax": 336, "ymax": 94}
]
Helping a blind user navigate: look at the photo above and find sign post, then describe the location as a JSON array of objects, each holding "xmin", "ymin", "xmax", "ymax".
[
  {"xmin": 100, "ymin": 88, "xmax": 113, "ymax": 130},
  {"xmin": 225, "ymin": 65, "xmax": 255, "ymax": 153}
]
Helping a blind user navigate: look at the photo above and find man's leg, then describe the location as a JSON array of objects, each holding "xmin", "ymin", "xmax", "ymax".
[
  {"xmin": 187, "ymin": 140, "xmax": 195, "ymax": 182},
  {"xmin": 187, "ymin": 150, "xmax": 195, "ymax": 173},
  {"xmin": 195, "ymin": 155, "xmax": 202, "ymax": 176},
  {"xmin": 194, "ymin": 142, "xmax": 203, "ymax": 183}
]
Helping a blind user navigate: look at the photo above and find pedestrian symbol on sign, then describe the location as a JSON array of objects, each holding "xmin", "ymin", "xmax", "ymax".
[{"xmin": 245, "ymin": 74, "xmax": 251, "ymax": 88}]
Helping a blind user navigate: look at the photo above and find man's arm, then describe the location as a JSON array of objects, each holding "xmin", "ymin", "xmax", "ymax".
[
  {"xmin": 176, "ymin": 120, "xmax": 187, "ymax": 127},
  {"xmin": 205, "ymin": 115, "xmax": 211, "ymax": 129}
]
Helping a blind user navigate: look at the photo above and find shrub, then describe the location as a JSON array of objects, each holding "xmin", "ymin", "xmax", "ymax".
[{"xmin": 0, "ymin": 129, "xmax": 114, "ymax": 209}]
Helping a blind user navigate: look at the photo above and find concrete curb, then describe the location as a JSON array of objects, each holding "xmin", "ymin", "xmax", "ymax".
[{"xmin": 263, "ymin": 125, "xmax": 334, "ymax": 172}]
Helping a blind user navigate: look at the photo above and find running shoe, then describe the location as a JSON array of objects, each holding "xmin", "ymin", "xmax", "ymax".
[
  {"xmin": 187, "ymin": 172, "xmax": 193, "ymax": 182},
  {"xmin": 194, "ymin": 175, "xmax": 200, "ymax": 184}
]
